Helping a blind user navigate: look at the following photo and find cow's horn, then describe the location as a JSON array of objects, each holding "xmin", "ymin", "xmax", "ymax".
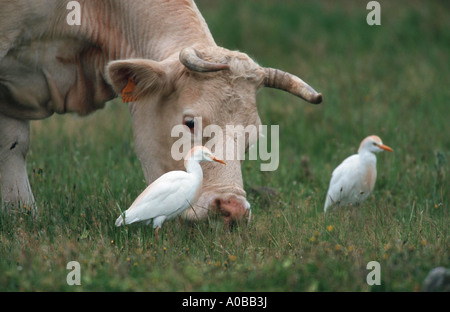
[
  {"xmin": 263, "ymin": 68, "xmax": 322, "ymax": 104},
  {"xmin": 180, "ymin": 47, "xmax": 230, "ymax": 72}
]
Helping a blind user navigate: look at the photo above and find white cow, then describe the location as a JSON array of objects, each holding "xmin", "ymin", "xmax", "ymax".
[{"xmin": 0, "ymin": 0, "xmax": 321, "ymax": 223}]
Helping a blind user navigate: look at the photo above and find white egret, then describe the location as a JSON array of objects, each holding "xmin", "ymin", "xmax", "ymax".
[
  {"xmin": 324, "ymin": 135, "xmax": 393, "ymax": 212},
  {"xmin": 115, "ymin": 146, "xmax": 226, "ymax": 237}
]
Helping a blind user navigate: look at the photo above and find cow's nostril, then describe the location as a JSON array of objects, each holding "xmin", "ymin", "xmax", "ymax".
[
  {"xmin": 215, "ymin": 199, "xmax": 222, "ymax": 212},
  {"xmin": 215, "ymin": 199, "xmax": 231, "ymax": 217},
  {"xmin": 213, "ymin": 197, "xmax": 247, "ymax": 220}
]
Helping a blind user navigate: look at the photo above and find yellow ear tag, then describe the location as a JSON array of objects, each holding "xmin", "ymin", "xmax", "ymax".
[{"xmin": 122, "ymin": 77, "xmax": 138, "ymax": 103}]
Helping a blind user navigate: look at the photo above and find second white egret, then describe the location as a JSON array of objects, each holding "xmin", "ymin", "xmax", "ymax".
[{"xmin": 324, "ymin": 135, "xmax": 393, "ymax": 212}]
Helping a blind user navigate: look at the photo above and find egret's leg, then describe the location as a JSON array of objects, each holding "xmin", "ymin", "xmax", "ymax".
[
  {"xmin": 154, "ymin": 226, "xmax": 160, "ymax": 242},
  {"xmin": 153, "ymin": 216, "xmax": 166, "ymax": 242}
]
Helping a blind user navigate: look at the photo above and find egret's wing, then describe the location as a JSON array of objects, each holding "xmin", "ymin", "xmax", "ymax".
[
  {"xmin": 324, "ymin": 155, "xmax": 360, "ymax": 210},
  {"xmin": 121, "ymin": 171, "xmax": 194, "ymax": 224},
  {"xmin": 128, "ymin": 171, "xmax": 185, "ymax": 209}
]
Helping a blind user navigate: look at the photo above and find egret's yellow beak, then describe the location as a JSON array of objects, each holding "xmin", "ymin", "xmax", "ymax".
[
  {"xmin": 378, "ymin": 144, "xmax": 393, "ymax": 152},
  {"xmin": 213, "ymin": 157, "xmax": 226, "ymax": 165}
]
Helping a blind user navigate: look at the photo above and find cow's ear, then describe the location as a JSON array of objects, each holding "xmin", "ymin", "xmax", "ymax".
[{"xmin": 105, "ymin": 59, "xmax": 168, "ymax": 101}]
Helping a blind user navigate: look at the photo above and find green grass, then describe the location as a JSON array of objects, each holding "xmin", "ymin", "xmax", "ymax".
[{"xmin": 0, "ymin": 0, "xmax": 448, "ymax": 291}]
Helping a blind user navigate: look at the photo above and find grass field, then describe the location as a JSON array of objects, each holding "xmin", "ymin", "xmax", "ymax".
[{"xmin": 0, "ymin": 0, "xmax": 448, "ymax": 291}]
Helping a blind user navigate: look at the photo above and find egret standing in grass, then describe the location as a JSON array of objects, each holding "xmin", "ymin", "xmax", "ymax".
[
  {"xmin": 115, "ymin": 146, "xmax": 226, "ymax": 237},
  {"xmin": 324, "ymin": 135, "xmax": 393, "ymax": 212}
]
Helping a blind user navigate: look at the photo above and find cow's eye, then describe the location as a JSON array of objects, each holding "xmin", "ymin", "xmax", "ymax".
[{"xmin": 184, "ymin": 118, "xmax": 195, "ymax": 132}]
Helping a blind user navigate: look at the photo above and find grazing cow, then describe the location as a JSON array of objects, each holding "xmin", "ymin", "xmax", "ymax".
[{"xmin": 0, "ymin": 0, "xmax": 322, "ymax": 223}]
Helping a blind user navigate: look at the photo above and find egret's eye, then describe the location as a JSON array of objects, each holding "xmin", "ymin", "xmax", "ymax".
[{"xmin": 373, "ymin": 142, "xmax": 377, "ymax": 146}]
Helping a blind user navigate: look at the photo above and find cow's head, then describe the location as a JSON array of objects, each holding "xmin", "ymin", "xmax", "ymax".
[{"xmin": 105, "ymin": 46, "xmax": 321, "ymax": 225}]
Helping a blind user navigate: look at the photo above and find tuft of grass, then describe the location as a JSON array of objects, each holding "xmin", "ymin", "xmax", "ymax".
[{"xmin": 0, "ymin": 1, "xmax": 448, "ymax": 291}]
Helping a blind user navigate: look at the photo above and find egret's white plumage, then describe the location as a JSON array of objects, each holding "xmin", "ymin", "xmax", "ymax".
[
  {"xmin": 324, "ymin": 135, "xmax": 393, "ymax": 212},
  {"xmin": 115, "ymin": 146, "xmax": 225, "ymax": 232}
]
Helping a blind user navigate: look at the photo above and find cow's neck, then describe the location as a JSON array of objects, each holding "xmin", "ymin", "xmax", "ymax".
[
  {"xmin": 1, "ymin": 1, "xmax": 217, "ymax": 119},
  {"xmin": 54, "ymin": 0, "xmax": 217, "ymax": 61},
  {"xmin": 20, "ymin": 0, "xmax": 218, "ymax": 117}
]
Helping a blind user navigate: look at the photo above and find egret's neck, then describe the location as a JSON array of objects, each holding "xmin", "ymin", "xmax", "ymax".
[
  {"xmin": 185, "ymin": 159, "xmax": 204, "ymax": 179},
  {"xmin": 359, "ymin": 150, "xmax": 377, "ymax": 166}
]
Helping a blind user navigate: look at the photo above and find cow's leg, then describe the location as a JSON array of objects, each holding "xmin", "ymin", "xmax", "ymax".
[{"xmin": 0, "ymin": 113, "xmax": 36, "ymax": 214}]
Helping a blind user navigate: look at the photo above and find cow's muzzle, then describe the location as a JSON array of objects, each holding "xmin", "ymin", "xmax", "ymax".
[{"xmin": 212, "ymin": 195, "xmax": 251, "ymax": 226}]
